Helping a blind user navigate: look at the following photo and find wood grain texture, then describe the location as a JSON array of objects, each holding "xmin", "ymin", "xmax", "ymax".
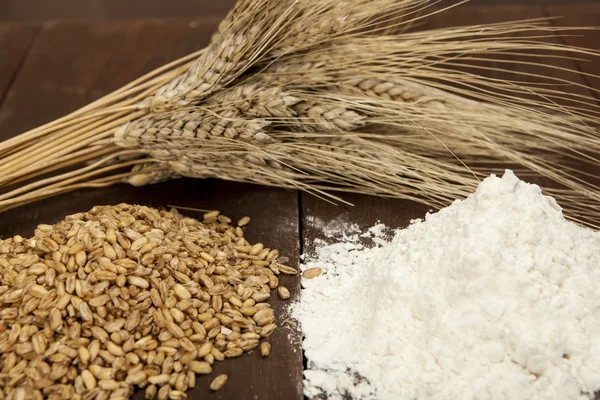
[
  {"xmin": 0, "ymin": 0, "xmax": 594, "ymax": 22},
  {"xmin": 0, "ymin": 24, "xmax": 38, "ymax": 103},
  {"xmin": 0, "ymin": 17, "xmax": 302, "ymax": 400},
  {"xmin": 546, "ymin": 3, "xmax": 600, "ymax": 97},
  {"xmin": 0, "ymin": 17, "xmax": 222, "ymax": 139},
  {"xmin": 0, "ymin": 0, "xmax": 236, "ymax": 22}
]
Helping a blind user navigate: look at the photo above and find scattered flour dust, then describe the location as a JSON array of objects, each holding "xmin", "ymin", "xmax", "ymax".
[
  {"xmin": 305, "ymin": 214, "xmax": 363, "ymax": 241},
  {"xmin": 292, "ymin": 170, "xmax": 600, "ymax": 400}
]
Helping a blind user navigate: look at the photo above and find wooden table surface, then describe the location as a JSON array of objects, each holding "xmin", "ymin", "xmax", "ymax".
[{"xmin": 0, "ymin": 1, "xmax": 598, "ymax": 399}]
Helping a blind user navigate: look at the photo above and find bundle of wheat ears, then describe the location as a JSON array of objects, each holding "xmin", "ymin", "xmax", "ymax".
[{"xmin": 0, "ymin": 0, "xmax": 599, "ymax": 226}]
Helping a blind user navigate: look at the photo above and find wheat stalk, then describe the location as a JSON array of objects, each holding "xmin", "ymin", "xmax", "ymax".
[
  {"xmin": 0, "ymin": 0, "xmax": 599, "ymax": 228},
  {"xmin": 206, "ymin": 84, "xmax": 302, "ymax": 119}
]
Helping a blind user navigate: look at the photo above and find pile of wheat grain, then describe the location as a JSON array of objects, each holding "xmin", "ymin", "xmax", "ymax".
[
  {"xmin": 0, "ymin": 0, "xmax": 599, "ymax": 226},
  {"xmin": 0, "ymin": 204, "xmax": 295, "ymax": 400}
]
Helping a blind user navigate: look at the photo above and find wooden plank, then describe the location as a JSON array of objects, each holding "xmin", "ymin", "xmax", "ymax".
[
  {"xmin": 0, "ymin": 18, "xmax": 302, "ymax": 400},
  {"xmin": 0, "ymin": 0, "xmax": 596, "ymax": 22},
  {"xmin": 0, "ymin": 0, "xmax": 236, "ymax": 22},
  {"xmin": 545, "ymin": 3, "xmax": 600, "ymax": 96},
  {"xmin": 0, "ymin": 23, "xmax": 38, "ymax": 103},
  {"xmin": 0, "ymin": 17, "xmax": 221, "ymax": 138}
]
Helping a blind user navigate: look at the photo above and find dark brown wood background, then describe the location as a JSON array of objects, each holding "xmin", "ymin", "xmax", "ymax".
[{"xmin": 0, "ymin": 0, "xmax": 598, "ymax": 399}]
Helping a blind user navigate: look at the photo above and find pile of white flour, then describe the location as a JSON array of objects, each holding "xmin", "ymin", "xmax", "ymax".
[{"xmin": 292, "ymin": 170, "xmax": 600, "ymax": 400}]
